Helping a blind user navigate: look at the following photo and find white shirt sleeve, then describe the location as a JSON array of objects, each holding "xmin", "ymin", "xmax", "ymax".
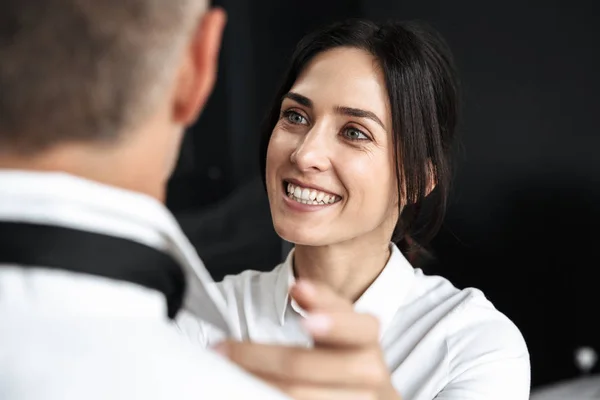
[{"xmin": 435, "ymin": 306, "xmax": 531, "ymax": 400}]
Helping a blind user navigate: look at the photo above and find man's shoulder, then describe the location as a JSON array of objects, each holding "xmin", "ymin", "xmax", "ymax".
[
  {"xmin": 152, "ymin": 325, "xmax": 289, "ymax": 399},
  {"xmin": 3, "ymin": 322, "xmax": 289, "ymax": 400},
  {"xmin": 0, "ymin": 315, "xmax": 288, "ymax": 400},
  {"xmin": 134, "ymin": 327, "xmax": 287, "ymax": 399}
]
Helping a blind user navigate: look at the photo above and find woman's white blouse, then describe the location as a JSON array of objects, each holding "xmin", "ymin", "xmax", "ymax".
[{"xmin": 177, "ymin": 244, "xmax": 530, "ymax": 400}]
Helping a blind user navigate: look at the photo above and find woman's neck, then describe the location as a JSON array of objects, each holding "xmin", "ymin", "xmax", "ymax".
[{"xmin": 293, "ymin": 239, "xmax": 391, "ymax": 303}]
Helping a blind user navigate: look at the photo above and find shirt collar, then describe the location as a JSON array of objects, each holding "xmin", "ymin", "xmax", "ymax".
[
  {"xmin": 274, "ymin": 243, "xmax": 415, "ymax": 337},
  {"xmin": 274, "ymin": 247, "xmax": 296, "ymax": 325},
  {"xmin": 0, "ymin": 170, "xmax": 232, "ymax": 333}
]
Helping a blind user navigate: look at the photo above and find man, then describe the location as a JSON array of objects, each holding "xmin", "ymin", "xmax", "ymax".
[{"xmin": 0, "ymin": 1, "xmax": 288, "ymax": 398}]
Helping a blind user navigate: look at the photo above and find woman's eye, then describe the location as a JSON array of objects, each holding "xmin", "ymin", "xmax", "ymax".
[
  {"xmin": 343, "ymin": 127, "xmax": 369, "ymax": 141},
  {"xmin": 283, "ymin": 110, "xmax": 307, "ymax": 125}
]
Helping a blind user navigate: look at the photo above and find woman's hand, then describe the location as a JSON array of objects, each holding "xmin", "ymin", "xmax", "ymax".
[{"xmin": 213, "ymin": 280, "xmax": 401, "ymax": 400}]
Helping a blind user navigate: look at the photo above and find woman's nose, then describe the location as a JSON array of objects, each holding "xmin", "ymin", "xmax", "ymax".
[{"xmin": 289, "ymin": 127, "xmax": 332, "ymax": 172}]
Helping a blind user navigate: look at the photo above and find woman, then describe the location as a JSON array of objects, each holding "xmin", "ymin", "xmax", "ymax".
[{"xmin": 178, "ymin": 18, "xmax": 530, "ymax": 399}]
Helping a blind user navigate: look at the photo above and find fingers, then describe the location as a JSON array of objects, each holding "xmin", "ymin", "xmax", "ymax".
[
  {"xmin": 302, "ymin": 311, "xmax": 380, "ymax": 347},
  {"xmin": 214, "ymin": 341, "xmax": 388, "ymax": 388}
]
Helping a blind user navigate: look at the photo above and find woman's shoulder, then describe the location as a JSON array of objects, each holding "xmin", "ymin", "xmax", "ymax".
[
  {"xmin": 443, "ymin": 285, "xmax": 528, "ymax": 357},
  {"xmin": 404, "ymin": 271, "xmax": 530, "ymax": 396},
  {"xmin": 409, "ymin": 269, "xmax": 529, "ymax": 358},
  {"xmin": 411, "ymin": 269, "xmax": 513, "ymax": 319},
  {"xmin": 414, "ymin": 270, "xmax": 529, "ymax": 369}
]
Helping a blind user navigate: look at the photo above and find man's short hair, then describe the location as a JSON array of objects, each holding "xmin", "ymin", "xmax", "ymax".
[{"xmin": 0, "ymin": 0, "xmax": 205, "ymax": 154}]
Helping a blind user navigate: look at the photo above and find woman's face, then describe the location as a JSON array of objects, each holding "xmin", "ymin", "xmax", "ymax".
[{"xmin": 266, "ymin": 47, "xmax": 399, "ymax": 246}]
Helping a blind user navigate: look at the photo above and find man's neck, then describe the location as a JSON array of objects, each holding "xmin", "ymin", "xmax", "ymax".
[{"xmin": 0, "ymin": 144, "xmax": 165, "ymax": 202}]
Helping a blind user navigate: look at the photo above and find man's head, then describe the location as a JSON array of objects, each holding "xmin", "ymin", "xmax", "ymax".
[{"xmin": 0, "ymin": 0, "xmax": 226, "ymax": 200}]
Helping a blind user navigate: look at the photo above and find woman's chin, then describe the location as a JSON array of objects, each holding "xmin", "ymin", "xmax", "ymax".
[{"xmin": 274, "ymin": 225, "xmax": 331, "ymax": 247}]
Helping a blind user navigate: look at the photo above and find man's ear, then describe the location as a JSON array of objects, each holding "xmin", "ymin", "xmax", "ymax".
[{"xmin": 173, "ymin": 7, "xmax": 227, "ymax": 126}]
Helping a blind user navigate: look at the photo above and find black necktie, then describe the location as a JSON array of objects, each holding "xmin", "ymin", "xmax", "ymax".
[{"xmin": 0, "ymin": 221, "xmax": 186, "ymax": 318}]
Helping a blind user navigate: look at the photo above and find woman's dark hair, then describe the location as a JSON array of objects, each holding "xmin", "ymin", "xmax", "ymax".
[{"xmin": 259, "ymin": 19, "xmax": 460, "ymax": 259}]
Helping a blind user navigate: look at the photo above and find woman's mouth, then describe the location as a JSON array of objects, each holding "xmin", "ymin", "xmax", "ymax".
[{"xmin": 284, "ymin": 181, "xmax": 341, "ymax": 205}]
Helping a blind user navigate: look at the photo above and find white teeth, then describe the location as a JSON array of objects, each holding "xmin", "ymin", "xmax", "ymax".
[
  {"xmin": 301, "ymin": 188, "xmax": 310, "ymax": 200},
  {"xmin": 285, "ymin": 182, "xmax": 340, "ymax": 206}
]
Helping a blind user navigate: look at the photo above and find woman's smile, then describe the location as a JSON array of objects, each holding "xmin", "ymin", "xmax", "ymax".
[{"xmin": 284, "ymin": 180, "xmax": 341, "ymax": 206}]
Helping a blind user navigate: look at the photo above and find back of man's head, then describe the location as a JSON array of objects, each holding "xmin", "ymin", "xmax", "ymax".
[{"xmin": 0, "ymin": 0, "xmax": 225, "ymax": 199}]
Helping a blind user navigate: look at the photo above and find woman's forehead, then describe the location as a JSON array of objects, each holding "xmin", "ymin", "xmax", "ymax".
[{"xmin": 289, "ymin": 48, "xmax": 391, "ymax": 122}]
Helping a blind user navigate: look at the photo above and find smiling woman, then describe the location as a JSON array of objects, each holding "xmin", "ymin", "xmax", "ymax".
[
  {"xmin": 260, "ymin": 21, "xmax": 457, "ymax": 259},
  {"xmin": 266, "ymin": 46, "xmax": 400, "ymax": 249},
  {"xmin": 178, "ymin": 18, "xmax": 530, "ymax": 400}
]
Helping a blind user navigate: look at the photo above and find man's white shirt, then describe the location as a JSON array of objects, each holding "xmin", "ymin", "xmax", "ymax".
[{"xmin": 0, "ymin": 170, "xmax": 288, "ymax": 400}]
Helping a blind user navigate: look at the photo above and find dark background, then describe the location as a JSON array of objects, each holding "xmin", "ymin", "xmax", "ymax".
[{"xmin": 166, "ymin": 0, "xmax": 599, "ymax": 390}]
